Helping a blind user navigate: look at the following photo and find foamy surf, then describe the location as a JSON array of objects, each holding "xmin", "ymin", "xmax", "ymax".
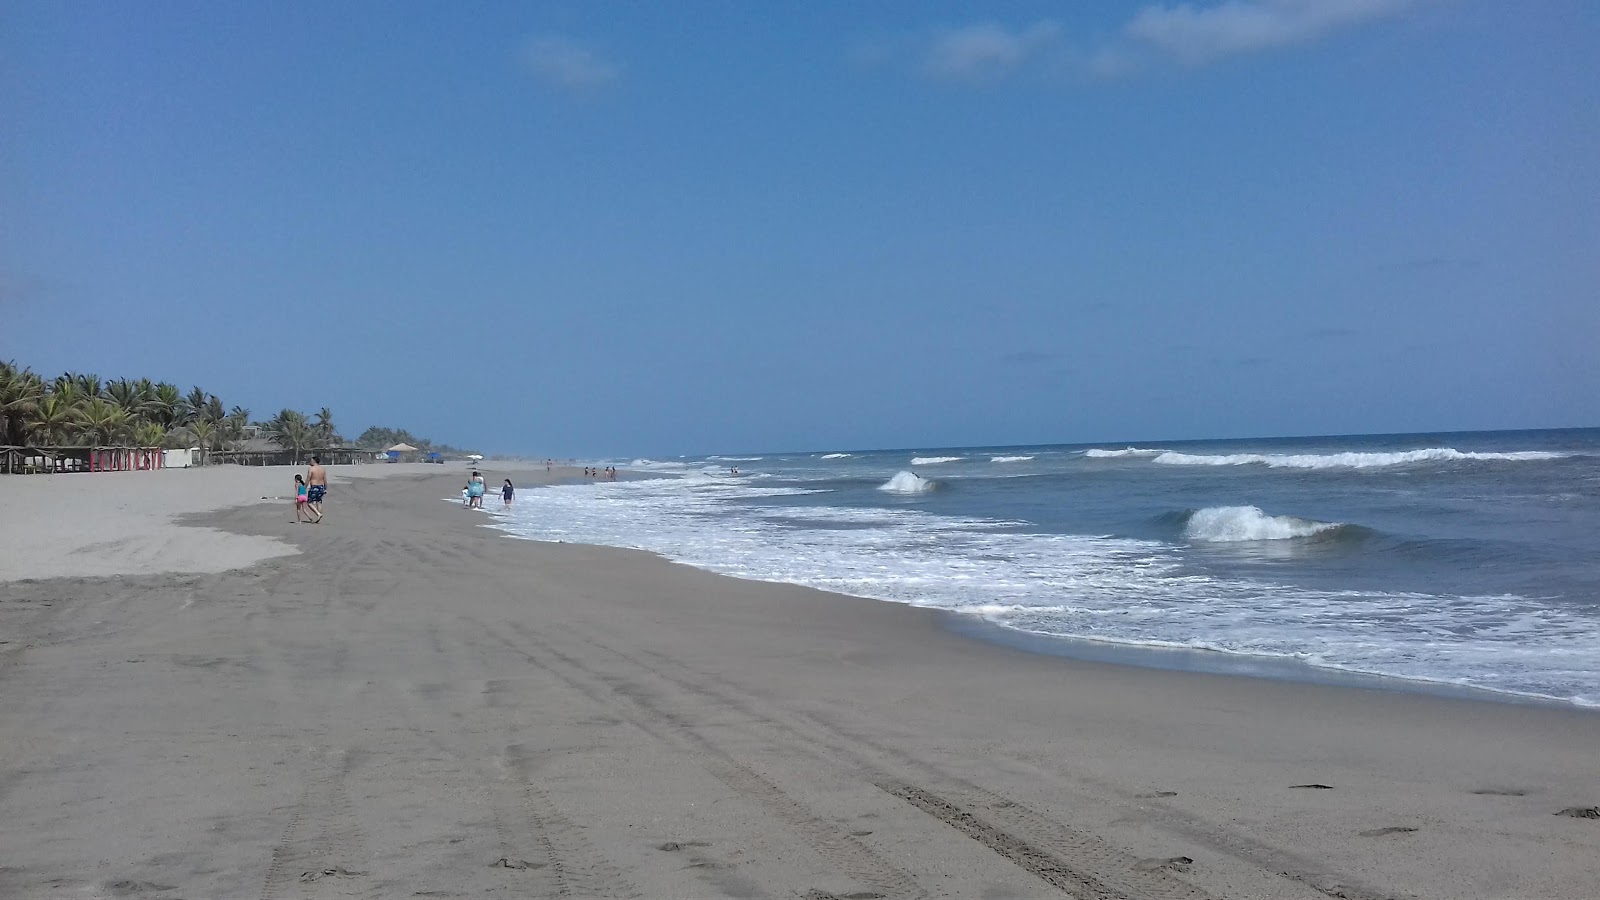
[
  {"xmin": 990, "ymin": 455, "xmax": 1035, "ymax": 463},
  {"xmin": 1084, "ymin": 447, "xmax": 1166, "ymax": 458},
  {"xmin": 911, "ymin": 456, "xmax": 964, "ymax": 465},
  {"xmin": 1153, "ymin": 448, "xmax": 1565, "ymax": 469},
  {"xmin": 879, "ymin": 471, "xmax": 937, "ymax": 493},
  {"xmin": 1184, "ymin": 506, "xmax": 1342, "ymax": 542},
  {"xmin": 820, "ymin": 453, "xmax": 851, "ymax": 459}
]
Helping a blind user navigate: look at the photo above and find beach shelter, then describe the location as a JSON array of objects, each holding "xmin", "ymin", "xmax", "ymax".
[{"xmin": 386, "ymin": 442, "xmax": 419, "ymax": 462}]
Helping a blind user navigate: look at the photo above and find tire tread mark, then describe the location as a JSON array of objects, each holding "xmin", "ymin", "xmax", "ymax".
[
  {"xmin": 485, "ymin": 624, "xmax": 926, "ymax": 900},
  {"xmin": 500, "ymin": 744, "xmax": 641, "ymax": 899},
  {"xmin": 555, "ymin": 626, "xmax": 1219, "ymax": 900}
]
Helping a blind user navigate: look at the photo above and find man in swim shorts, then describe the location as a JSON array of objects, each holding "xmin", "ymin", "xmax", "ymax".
[{"xmin": 306, "ymin": 455, "xmax": 327, "ymax": 522}]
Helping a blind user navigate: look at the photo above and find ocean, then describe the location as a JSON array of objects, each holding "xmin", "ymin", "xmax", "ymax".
[{"xmin": 484, "ymin": 429, "xmax": 1600, "ymax": 708}]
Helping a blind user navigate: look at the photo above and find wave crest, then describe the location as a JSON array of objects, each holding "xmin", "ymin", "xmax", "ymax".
[
  {"xmin": 1154, "ymin": 448, "xmax": 1564, "ymax": 469},
  {"xmin": 878, "ymin": 471, "xmax": 937, "ymax": 493},
  {"xmin": 1184, "ymin": 506, "xmax": 1342, "ymax": 542},
  {"xmin": 820, "ymin": 453, "xmax": 851, "ymax": 459},
  {"xmin": 910, "ymin": 456, "xmax": 964, "ymax": 465},
  {"xmin": 990, "ymin": 455, "xmax": 1034, "ymax": 463},
  {"xmin": 1085, "ymin": 448, "xmax": 1166, "ymax": 458}
]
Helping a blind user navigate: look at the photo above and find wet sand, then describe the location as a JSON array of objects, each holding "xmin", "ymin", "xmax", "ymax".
[{"xmin": 1, "ymin": 466, "xmax": 1597, "ymax": 899}]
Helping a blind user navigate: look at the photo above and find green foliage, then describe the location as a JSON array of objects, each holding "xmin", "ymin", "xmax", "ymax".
[
  {"xmin": 354, "ymin": 426, "xmax": 469, "ymax": 456},
  {"xmin": 2, "ymin": 359, "xmax": 463, "ymax": 461}
]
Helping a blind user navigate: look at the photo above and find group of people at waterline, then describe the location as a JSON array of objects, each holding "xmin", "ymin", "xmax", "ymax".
[
  {"xmin": 291, "ymin": 456, "xmax": 328, "ymax": 523},
  {"xmin": 463, "ymin": 471, "xmax": 514, "ymax": 509}
]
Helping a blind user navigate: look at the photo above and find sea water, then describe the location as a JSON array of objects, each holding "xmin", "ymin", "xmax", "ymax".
[{"xmin": 486, "ymin": 429, "xmax": 1600, "ymax": 707}]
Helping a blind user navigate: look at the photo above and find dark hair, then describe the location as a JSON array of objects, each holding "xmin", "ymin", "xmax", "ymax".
[
  {"xmin": 504, "ymin": 479, "xmax": 513, "ymax": 486},
  {"xmin": 295, "ymin": 474, "xmax": 304, "ymax": 483},
  {"xmin": 310, "ymin": 455, "xmax": 320, "ymax": 464}
]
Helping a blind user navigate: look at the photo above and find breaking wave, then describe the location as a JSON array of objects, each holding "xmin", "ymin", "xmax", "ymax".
[
  {"xmin": 1085, "ymin": 448, "xmax": 1166, "ymax": 458},
  {"xmin": 1153, "ymin": 448, "xmax": 1565, "ymax": 469},
  {"xmin": 820, "ymin": 453, "xmax": 851, "ymax": 459},
  {"xmin": 990, "ymin": 455, "xmax": 1035, "ymax": 463},
  {"xmin": 1183, "ymin": 506, "xmax": 1343, "ymax": 542},
  {"xmin": 879, "ymin": 471, "xmax": 938, "ymax": 493},
  {"xmin": 911, "ymin": 456, "xmax": 964, "ymax": 465}
]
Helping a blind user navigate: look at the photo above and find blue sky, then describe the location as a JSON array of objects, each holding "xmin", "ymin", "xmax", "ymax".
[{"xmin": 3, "ymin": 1, "xmax": 1596, "ymax": 456}]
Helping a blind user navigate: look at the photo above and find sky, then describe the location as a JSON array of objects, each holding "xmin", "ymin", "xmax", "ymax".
[{"xmin": 2, "ymin": 1, "xmax": 1596, "ymax": 456}]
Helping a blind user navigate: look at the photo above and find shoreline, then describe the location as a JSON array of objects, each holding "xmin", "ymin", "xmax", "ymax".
[
  {"xmin": 468, "ymin": 483, "xmax": 1599, "ymax": 713},
  {"xmin": 3, "ymin": 466, "xmax": 1597, "ymax": 899}
]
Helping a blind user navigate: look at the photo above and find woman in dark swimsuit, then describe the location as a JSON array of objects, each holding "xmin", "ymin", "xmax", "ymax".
[{"xmin": 502, "ymin": 479, "xmax": 514, "ymax": 508}]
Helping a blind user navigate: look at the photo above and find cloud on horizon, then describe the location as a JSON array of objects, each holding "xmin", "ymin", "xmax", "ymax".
[
  {"xmin": 896, "ymin": 0, "xmax": 1413, "ymax": 82},
  {"xmin": 520, "ymin": 36, "xmax": 622, "ymax": 89}
]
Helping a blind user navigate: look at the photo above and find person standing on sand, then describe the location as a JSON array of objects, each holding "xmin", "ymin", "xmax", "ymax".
[
  {"xmin": 502, "ymin": 479, "xmax": 514, "ymax": 508},
  {"xmin": 293, "ymin": 474, "xmax": 310, "ymax": 523},
  {"xmin": 305, "ymin": 455, "xmax": 327, "ymax": 523},
  {"xmin": 468, "ymin": 470, "xmax": 485, "ymax": 509}
]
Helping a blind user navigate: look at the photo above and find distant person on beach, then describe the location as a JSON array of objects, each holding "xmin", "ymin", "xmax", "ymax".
[
  {"xmin": 293, "ymin": 474, "xmax": 310, "ymax": 523},
  {"xmin": 502, "ymin": 479, "xmax": 514, "ymax": 507},
  {"xmin": 462, "ymin": 484, "xmax": 471, "ymax": 507},
  {"xmin": 305, "ymin": 456, "xmax": 326, "ymax": 523},
  {"xmin": 468, "ymin": 471, "xmax": 485, "ymax": 508}
]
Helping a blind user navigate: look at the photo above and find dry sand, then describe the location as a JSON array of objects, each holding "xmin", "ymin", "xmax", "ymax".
[{"xmin": 1, "ymin": 465, "xmax": 1597, "ymax": 899}]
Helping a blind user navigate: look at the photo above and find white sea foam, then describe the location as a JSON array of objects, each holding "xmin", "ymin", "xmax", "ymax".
[
  {"xmin": 990, "ymin": 455, "xmax": 1035, "ymax": 463},
  {"xmin": 1184, "ymin": 506, "xmax": 1341, "ymax": 542},
  {"xmin": 911, "ymin": 456, "xmax": 964, "ymax": 465},
  {"xmin": 1153, "ymin": 448, "xmax": 1565, "ymax": 469},
  {"xmin": 1084, "ymin": 448, "xmax": 1166, "ymax": 458},
  {"xmin": 878, "ymin": 471, "xmax": 936, "ymax": 493},
  {"xmin": 708, "ymin": 456, "xmax": 763, "ymax": 462},
  {"xmin": 820, "ymin": 453, "xmax": 851, "ymax": 459},
  {"xmin": 489, "ymin": 467, "xmax": 1600, "ymax": 707}
]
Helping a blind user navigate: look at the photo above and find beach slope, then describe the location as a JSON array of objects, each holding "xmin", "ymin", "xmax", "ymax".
[{"xmin": 1, "ymin": 468, "xmax": 1597, "ymax": 899}]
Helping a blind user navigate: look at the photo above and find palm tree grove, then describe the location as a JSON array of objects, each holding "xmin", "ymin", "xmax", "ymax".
[{"xmin": 1, "ymin": 359, "xmax": 463, "ymax": 472}]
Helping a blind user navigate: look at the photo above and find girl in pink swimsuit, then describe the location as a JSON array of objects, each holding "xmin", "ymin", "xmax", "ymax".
[{"xmin": 293, "ymin": 474, "xmax": 310, "ymax": 523}]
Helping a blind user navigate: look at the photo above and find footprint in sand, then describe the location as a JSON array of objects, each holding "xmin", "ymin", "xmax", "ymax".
[
  {"xmin": 1134, "ymin": 856, "xmax": 1194, "ymax": 873},
  {"xmin": 1554, "ymin": 806, "xmax": 1600, "ymax": 819},
  {"xmin": 1359, "ymin": 826, "xmax": 1418, "ymax": 837},
  {"xmin": 300, "ymin": 867, "xmax": 366, "ymax": 882},
  {"xmin": 1289, "ymin": 783, "xmax": 1335, "ymax": 790},
  {"xmin": 1135, "ymin": 790, "xmax": 1178, "ymax": 799},
  {"xmin": 490, "ymin": 858, "xmax": 545, "ymax": 870},
  {"xmin": 1472, "ymin": 788, "xmax": 1528, "ymax": 796}
]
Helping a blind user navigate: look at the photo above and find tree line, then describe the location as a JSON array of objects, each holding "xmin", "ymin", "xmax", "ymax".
[{"xmin": 0, "ymin": 359, "xmax": 438, "ymax": 462}]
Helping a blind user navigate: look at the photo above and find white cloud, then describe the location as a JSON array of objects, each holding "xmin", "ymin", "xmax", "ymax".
[
  {"xmin": 521, "ymin": 36, "xmax": 621, "ymax": 89},
  {"xmin": 1123, "ymin": 0, "xmax": 1412, "ymax": 64},
  {"xmin": 922, "ymin": 22, "xmax": 1061, "ymax": 81}
]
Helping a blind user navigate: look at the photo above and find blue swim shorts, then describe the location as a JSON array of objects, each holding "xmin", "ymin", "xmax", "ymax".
[{"xmin": 307, "ymin": 485, "xmax": 326, "ymax": 502}]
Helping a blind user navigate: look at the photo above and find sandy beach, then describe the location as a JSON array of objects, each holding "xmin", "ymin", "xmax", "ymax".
[{"xmin": 2, "ymin": 465, "xmax": 1597, "ymax": 900}]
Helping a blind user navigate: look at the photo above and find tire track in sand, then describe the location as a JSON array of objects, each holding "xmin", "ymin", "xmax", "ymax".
[
  {"xmin": 480, "ymin": 623, "xmax": 927, "ymax": 900},
  {"xmin": 542, "ymin": 623, "xmax": 1219, "ymax": 900}
]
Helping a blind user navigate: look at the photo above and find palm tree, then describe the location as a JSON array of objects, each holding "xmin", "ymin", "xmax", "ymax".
[
  {"xmin": 77, "ymin": 398, "xmax": 130, "ymax": 445},
  {"xmin": 312, "ymin": 407, "xmax": 336, "ymax": 446},
  {"xmin": 151, "ymin": 382, "xmax": 186, "ymax": 428},
  {"xmin": 183, "ymin": 386, "xmax": 208, "ymax": 423},
  {"xmin": 132, "ymin": 421, "xmax": 167, "ymax": 449},
  {"xmin": 266, "ymin": 409, "xmax": 313, "ymax": 463},
  {"xmin": 73, "ymin": 373, "xmax": 103, "ymax": 399},
  {"xmin": 27, "ymin": 394, "xmax": 80, "ymax": 445},
  {"xmin": 185, "ymin": 420, "xmax": 217, "ymax": 464},
  {"xmin": 104, "ymin": 378, "xmax": 145, "ymax": 417},
  {"xmin": 1, "ymin": 362, "xmax": 45, "ymax": 445},
  {"xmin": 202, "ymin": 394, "xmax": 225, "ymax": 425}
]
